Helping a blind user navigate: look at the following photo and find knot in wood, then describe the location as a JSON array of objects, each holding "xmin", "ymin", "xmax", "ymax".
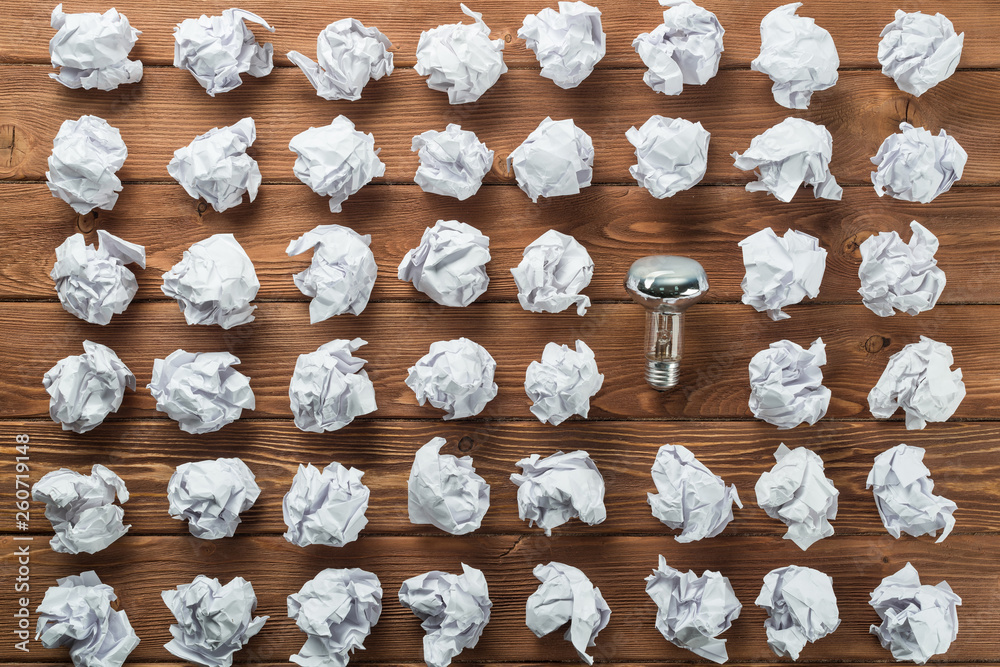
[
  {"xmin": 457, "ymin": 435, "xmax": 474, "ymax": 452},
  {"xmin": 0, "ymin": 124, "xmax": 30, "ymax": 172},
  {"xmin": 76, "ymin": 211, "xmax": 98, "ymax": 233},
  {"xmin": 864, "ymin": 335, "xmax": 891, "ymax": 354}
]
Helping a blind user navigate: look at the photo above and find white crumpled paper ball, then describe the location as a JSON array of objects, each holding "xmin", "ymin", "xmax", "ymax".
[
  {"xmin": 732, "ymin": 117, "xmax": 842, "ymax": 202},
  {"xmin": 148, "ymin": 350, "xmax": 255, "ymax": 434},
  {"xmin": 283, "ymin": 462, "xmax": 370, "ymax": 547},
  {"xmin": 168, "ymin": 458, "xmax": 260, "ymax": 539},
  {"xmin": 632, "ymin": 0, "xmax": 725, "ymax": 96},
  {"xmin": 398, "ymin": 564, "xmax": 492, "ymax": 667},
  {"xmin": 859, "ymin": 221, "xmax": 946, "ymax": 317},
  {"xmin": 526, "ymin": 561, "xmax": 611, "ymax": 665},
  {"xmin": 412, "ymin": 124, "xmax": 494, "ymax": 200},
  {"xmin": 756, "ymin": 565, "xmax": 841, "ymax": 659},
  {"xmin": 167, "ymin": 117, "xmax": 260, "ymax": 213},
  {"xmin": 288, "ymin": 18, "xmax": 393, "ymax": 101},
  {"xmin": 879, "ymin": 10, "xmax": 963, "ymax": 97},
  {"xmin": 398, "ymin": 220, "xmax": 491, "ymax": 307},
  {"xmin": 49, "ymin": 4, "xmax": 142, "ymax": 90},
  {"xmin": 740, "ymin": 227, "xmax": 827, "ymax": 321},
  {"xmin": 871, "ymin": 123, "xmax": 966, "ymax": 204},
  {"xmin": 44, "ymin": 340, "xmax": 135, "ymax": 433},
  {"xmin": 756, "ymin": 444, "xmax": 839, "ymax": 551},
  {"xmin": 408, "ymin": 436, "xmax": 490, "ymax": 535},
  {"xmin": 51, "ymin": 230, "xmax": 145, "ymax": 325},
  {"xmin": 627, "ymin": 115, "xmax": 710, "ymax": 198},
  {"xmin": 751, "ymin": 2, "xmax": 839, "ymax": 109},
  {"xmin": 32, "ymin": 464, "xmax": 130, "ymax": 555},
  {"xmin": 405, "ymin": 337, "xmax": 498, "ymax": 419},
  {"xmin": 162, "ymin": 575, "xmax": 268, "ymax": 667},
  {"xmin": 648, "ymin": 444, "xmax": 741, "ymax": 543},
  {"xmin": 161, "ymin": 233, "xmax": 259, "ymax": 329},
  {"xmin": 287, "ymin": 225, "xmax": 377, "ymax": 323},
  {"xmin": 868, "ymin": 335, "xmax": 965, "ymax": 429},
  {"xmin": 289, "ymin": 115, "xmax": 386, "ymax": 213},
  {"xmin": 173, "ymin": 8, "xmax": 274, "ymax": 96},
  {"xmin": 524, "ymin": 340, "xmax": 603, "ymax": 425},
  {"xmin": 36, "ymin": 570, "xmax": 140, "ymax": 667},
  {"xmin": 867, "ymin": 444, "xmax": 956, "ymax": 542},
  {"xmin": 415, "ymin": 3, "xmax": 507, "ymax": 104},
  {"xmin": 289, "ymin": 338, "xmax": 377, "ymax": 433},
  {"xmin": 749, "ymin": 338, "xmax": 831, "ymax": 429},
  {"xmin": 511, "ymin": 229, "xmax": 593, "ymax": 315},
  {"xmin": 288, "ymin": 568, "xmax": 383, "ymax": 667},
  {"xmin": 46, "ymin": 115, "xmax": 127, "ymax": 215},
  {"xmin": 519, "ymin": 1, "xmax": 606, "ymax": 89},
  {"xmin": 511, "ymin": 450, "xmax": 606, "ymax": 535},
  {"xmin": 509, "ymin": 117, "xmax": 594, "ymax": 202}
]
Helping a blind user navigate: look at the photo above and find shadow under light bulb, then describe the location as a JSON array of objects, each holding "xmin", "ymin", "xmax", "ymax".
[{"xmin": 624, "ymin": 255, "xmax": 709, "ymax": 391}]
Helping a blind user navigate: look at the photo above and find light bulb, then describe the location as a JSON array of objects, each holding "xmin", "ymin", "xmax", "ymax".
[{"xmin": 624, "ymin": 255, "xmax": 709, "ymax": 391}]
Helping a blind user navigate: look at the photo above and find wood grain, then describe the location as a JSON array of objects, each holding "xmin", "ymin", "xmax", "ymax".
[
  {"xmin": 2, "ymin": 534, "xmax": 996, "ymax": 663},
  {"xmin": 3, "ymin": 420, "xmax": 998, "ymax": 536},
  {"xmin": 2, "ymin": 68, "xmax": 998, "ymax": 185},
  {"xmin": 4, "ymin": 183, "xmax": 1000, "ymax": 305}
]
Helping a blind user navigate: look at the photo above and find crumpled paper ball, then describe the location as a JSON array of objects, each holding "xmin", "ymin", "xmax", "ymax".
[
  {"xmin": 526, "ymin": 561, "xmax": 611, "ymax": 665},
  {"xmin": 627, "ymin": 115, "xmax": 710, "ymax": 198},
  {"xmin": 519, "ymin": 1, "xmax": 606, "ymax": 89},
  {"xmin": 415, "ymin": 3, "xmax": 507, "ymax": 104},
  {"xmin": 508, "ymin": 117, "xmax": 594, "ymax": 202},
  {"xmin": 35, "ymin": 570, "xmax": 140, "ymax": 667},
  {"xmin": 751, "ymin": 2, "xmax": 839, "ymax": 109},
  {"xmin": 49, "ymin": 4, "xmax": 142, "ymax": 90},
  {"xmin": 173, "ymin": 8, "xmax": 274, "ymax": 96},
  {"xmin": 287, "ymin": 225, "xmax": 377, "ymax": 323},
  {"xmin": 398, "ymin": 220, "xmax": 491, "ymax": 307},
  {"xmin": 283, "ymin": 462, "xmax": 370, "ymax": 547},
  {"xmin": 749, "ymin": 338, "xmax": 831, "ymax": 430},
  {"xmin": 408, "ymin": 436, "xmax": 491, "ymax": 535},
  {"xmin": 161, "ymin": 233, "xmax": 259, "ymax": 329},
  {"xmin": 162, "ymin": 575, "xmax": 268, "ymax": 667},
  {"xmin": 511, "ymin": 229, "xmax": 593, "ymax": 315},
  {"xmin": 879, "ymin": 10, "xmax": 963, "ymax": 97},
  {"xmin": 167, "ymin": 458, "xmax": 260, "ymax": 539},
  {"xmin": 32, "ymin": 464, "xmax": 130, "ymax": 555},
  {"xmin": 511, "ymin": 450, "xmax": 606, "ymax": 535},
  {"xmin": 632, "ymin": 0, "xmax": 725, "ymax": 96},
  {"xmin": 732, "ymin": 117, "xmax": 842, "ymax": 202},
  {"xmin": 405, "ymin": 337, "xmax": 498, "ymax": 419},
  {"xmin": 645, "ymin": 556, "xmax": 742, "ymax": 664},
  {"xmin": 288, "ymin": 568, "xmax": 383, "ymax": 667},
  {"xmin": 288, "ymin": 18, "xmax": 393, "ymax": 101},
  {"xmin": 412, "ymin": 124, "xmax": 494, "ymax": 200},
  {"xmin": 859, "ymin": 221, "xmax": 945, "ymax": 317},
  {"xmin": 167, "ymin": 117, "xmax": 260, "ymax": 213},
  {"xmin": 868, "ymin": 336, "xmax": 965, "ymax": 429},
  {"xmin": 289, "ymin": 338, "xmax": 377, "ymax": 433},
  {"xmin": 51, "ymin": 230, "xmax": 145, "ymax": 325},
  {"xmin": 869, "ymin": 563, "xmax": 961, "ymax": 664},
  {"xmin": 289, "ymin": 115, "xmax": 386, "ymax": 213},
  {"xmin": 524, "ymin": 340, "xmax": 603, "ymax": 425},
  {"xmin": 867, "ymin": 444, "xmax": 956, "ymax": 542},
  {"xmin": 398, "ymin": 564, "xmax": 492, "ymax": 667},
  {"xmin": 648, "ymin": 444, "xmax": 741, "ymax": 543},
  {"xmin": 871, "ymin": 123, "xmax": 966, "ymax": 204},
  {"xmin": 739, "ymin": 227, "xmax": 827, "ymax": 321},
  {"xmin": 756, "ymin": 444, "xmax": 839, "ymax": 551},
  {"xmin": 46, "ymin": 115, "xmax": 127, "ymax": 215},
  {"xmin": 756, "ymin": 565, "xmax": 840, "ymax": 659},
  {"xmin": 44, "ymin": 340, "xmax": 135, "ymax": 433},
  {"xmin": 148, "ymin": 350, "xmax": 255, "ymax": 434}
]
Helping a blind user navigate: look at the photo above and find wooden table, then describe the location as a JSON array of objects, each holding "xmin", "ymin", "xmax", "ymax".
[{"xmin": 2, "ymin": 1, "xmax": 999, "ymax": 665}]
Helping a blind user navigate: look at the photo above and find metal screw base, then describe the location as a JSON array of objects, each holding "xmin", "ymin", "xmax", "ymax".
[{"xmin": 645, "ymin": 360, "xmax": 680, "ymax": 391}]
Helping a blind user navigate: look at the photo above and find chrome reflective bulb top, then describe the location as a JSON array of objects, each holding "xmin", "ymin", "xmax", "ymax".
[{"xmin": 624, "ymin": 256, "xmax": 709, "ymax": 391}]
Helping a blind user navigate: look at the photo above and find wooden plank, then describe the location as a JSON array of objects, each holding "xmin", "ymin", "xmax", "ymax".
[
  {"xmin": 2, "ymin": 0, "xmax": 998, "ymax": 69},
  {"xmin": 0, "ymin": 302, "xmax": 993, "ymax": 421},
  {"xmin": 2, "ymin": 68, "xmax": 998, "ymax": 185},
  {"xmin": 4, "ymin": 183, "xmax": 1000, "ymax": 305},
  {"xmin": 3, "ymin": 420, "xmax": 998, "ymax": 536},
  {"xmin": 1, "ymin": 534, "xmax": 995, "ymax": 662}
]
